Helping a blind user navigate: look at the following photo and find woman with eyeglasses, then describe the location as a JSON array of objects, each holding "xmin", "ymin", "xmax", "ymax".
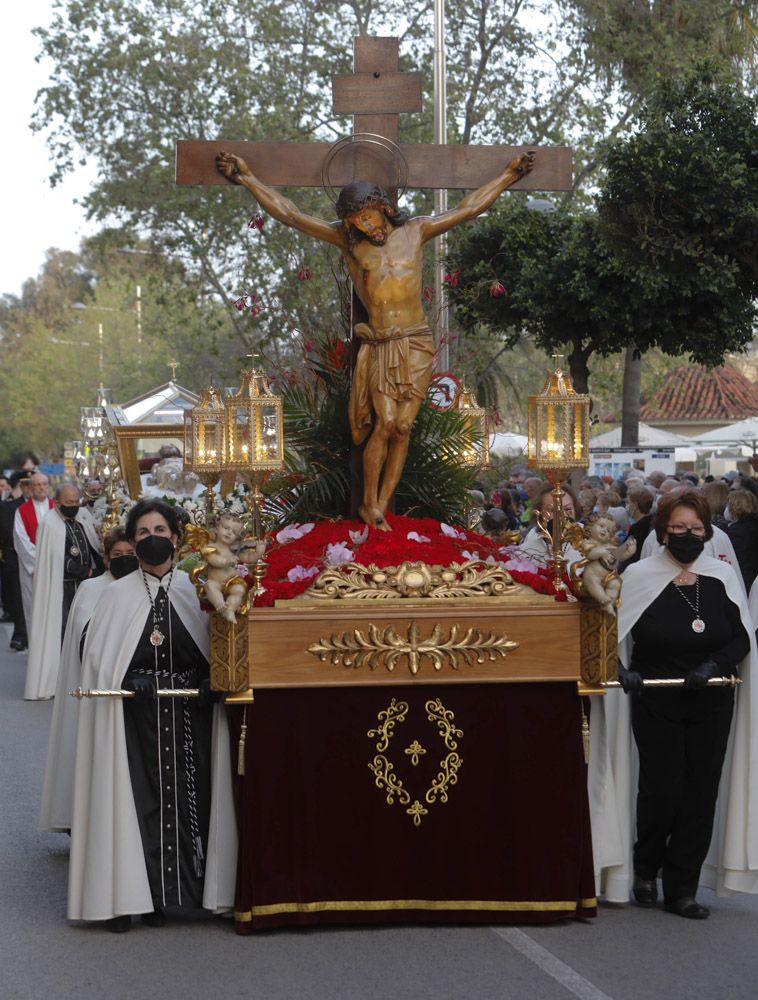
[{"xmin": 612, "ymin": 488, "xmax": 758, "ymax": 919}]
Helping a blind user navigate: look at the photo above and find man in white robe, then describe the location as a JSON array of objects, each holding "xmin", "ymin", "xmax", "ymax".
[
  {"xmin": 13, "ymin": 472, "xmax": 53, "ymax": 630},
  {"xmin": 39, "ymin": 528, "xmax": 138, "ymax": 834},
  {"xmin": 24, "ymin": 483, "xmax": 102, "ymax": 701},
  {"xmin": 589, "ymin": 547, "xmax": 758, "ymax": 904},
  {"xmin": 68, "ymin": 499, "xmax": 236, "ymax": 930}
]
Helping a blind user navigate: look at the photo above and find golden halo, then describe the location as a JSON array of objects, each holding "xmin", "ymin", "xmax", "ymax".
[{"xmin": 321, "ymin": 133, "xmax": 409, "ymax": 205}]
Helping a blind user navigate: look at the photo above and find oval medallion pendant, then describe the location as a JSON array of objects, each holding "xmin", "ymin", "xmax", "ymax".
[
  {"xmin": 150, "ymin": 628, "xmax": 165, "ymax": 647},
  {"xmin": 692, "ymin": 618, "xmax": 705, "ymax": 634},
  {"xmin": 70, "ymin": 546, "xmax": 80, "ymax": 557}
]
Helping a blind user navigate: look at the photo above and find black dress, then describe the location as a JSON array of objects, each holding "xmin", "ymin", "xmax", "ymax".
[
  {"xmin": 122, "ymin": 578, "xmax": 212, "ymax": 911},
  {"xmin": 629, "ymin": 576, "xmax": 748, "ymax": 902}
]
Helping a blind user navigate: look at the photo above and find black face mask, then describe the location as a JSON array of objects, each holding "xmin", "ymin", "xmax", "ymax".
[
  {"xmin": 109, "ymin": 554, "xmax": 139, "ymax": 580},
  {"xmin": 59, "ymin": 504, "xmax": 80, "ymax": 520},
  {"xmin": 667, "ymin": 530, "xmax": 705, "ymax": 565},
  {"xmin": 135, "ymin": 535, "xmax": 175, "ymax": 567}
]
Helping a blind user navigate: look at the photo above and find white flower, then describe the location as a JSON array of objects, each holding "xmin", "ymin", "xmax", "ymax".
[
  {"xmin": 407, "ymin": 531, "xmax": 430, "ymax": 543},
  {"xmin": 276, "ymin": 522, "xmax": 316, "ymax": 544},
  {"xmin": 349, "ymin": 526, "xmax": 369, "ymax": 545},
  {"xmin": 461, "ymin": 549, "xmax": 479, "ymax": 561},
  {"xmin": 440, "ymin": 522, "xmax": 466, "ymax": 540},
  {"xmin": 324, "ymin": 541, "xmax": 354, "ymax": 566},
  {"xmin": 287, "ymin": 564, "xmax": 320, "ymax": 582}
]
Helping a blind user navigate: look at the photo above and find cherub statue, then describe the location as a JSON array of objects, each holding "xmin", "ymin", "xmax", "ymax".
[
  {"xmin": 568, "ymin": 515, "xmax": 636, "ymax": 613},
  {"xmin": 187, "ymin": 514, "xmax": 265, "ymax": 623}
]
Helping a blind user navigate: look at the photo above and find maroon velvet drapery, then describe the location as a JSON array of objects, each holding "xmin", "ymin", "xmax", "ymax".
[{"xmin": 229, "ymin": 682, "xmax": 596, "ymax": 932}]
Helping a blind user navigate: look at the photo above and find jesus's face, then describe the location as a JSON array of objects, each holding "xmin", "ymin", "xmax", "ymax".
[{"xmin": 346, "ymin": 207, "xmax": 387, "ymax": 245}]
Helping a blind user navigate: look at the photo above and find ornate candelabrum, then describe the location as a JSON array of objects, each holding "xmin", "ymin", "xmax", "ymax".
[
  {"xmin": 457, "ymin": 386, "xmax": 490, "ymax": 468},
  {"xmin": 183, "ymin": 384, "xmax": 227, "ymax": 521},
  {"xmin": 527, "ymin": 358, "xmax": 590, "ymax": 589},
  {"xmin": 222, "ymin": 362, "xmax": 285, "ymax": 596},
  {"xmin": 97, "ymin": 436, "xmax": 122, "ymax": 536}
]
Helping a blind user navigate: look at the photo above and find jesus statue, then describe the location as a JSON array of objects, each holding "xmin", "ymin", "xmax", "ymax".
[{"xmin": 216, "ymin": 148, "xmax": 534, "ymax": 531}]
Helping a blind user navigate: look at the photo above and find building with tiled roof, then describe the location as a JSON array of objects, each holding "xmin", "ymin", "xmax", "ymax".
[{"xmin": 640, "ymin": 363, "xmax": 758, "ymax": 436}]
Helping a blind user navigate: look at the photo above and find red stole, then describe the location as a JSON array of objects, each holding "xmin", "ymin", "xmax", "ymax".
[{"xmin": 19, "ymin": 498, "xmax": 53, "ymax": 545}]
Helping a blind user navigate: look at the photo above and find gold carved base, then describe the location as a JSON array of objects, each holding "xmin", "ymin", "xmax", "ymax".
[
  {"xmin": 210, "ymin": 612, "xmax": 249, "ymax": 693},
  {"xmin": 577, "ymin": 602, "xmax": 618, "ymax": 693}
]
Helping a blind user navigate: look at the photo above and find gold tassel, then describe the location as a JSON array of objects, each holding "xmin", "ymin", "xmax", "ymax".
[
  {"xmin": 237, "ymin": 706, "xmax": 248, "ymax": 777},
  {"xmin": 580, "ymin": 699, "xmax": 590, "ymax": 765}
]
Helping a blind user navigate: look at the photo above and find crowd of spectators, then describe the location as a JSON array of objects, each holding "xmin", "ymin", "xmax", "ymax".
[{"xmin": 470, "ymin": 463, "xmax": 758, "ymax": 590}]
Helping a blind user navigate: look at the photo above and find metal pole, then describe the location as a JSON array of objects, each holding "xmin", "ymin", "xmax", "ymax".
[
  {"xmin": 605, "ymin": 677, "xmax": 741, "ymax": 689},
  {"xmin": 433, "ymin": 0, "xmax": 450, "ymax": 371},
  {"xmin": 70, "ymin": 687, "xmax": 200, "ymax": 699},
  {"xmin": 136, "ymin": 284, "xmax": 143, "ymax": 376},
  {"xmin": 98, "ymin": 322, "xmax": 104, "ymax": 383}
]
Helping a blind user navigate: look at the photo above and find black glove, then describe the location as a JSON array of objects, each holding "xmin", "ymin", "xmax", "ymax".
[
  {"xmin": 684, "ymin": 659, "xmax": 720, "ymax": 691},
  {"xmin": 197, "ymin": 676, "xmax": 218, "ymax": 709},
  {"xmin": 123, "ymin": 675, "xmax": 157, "ymax": 700},
  {"xmin": 618, "ymin": 663, "xmax": 644, "ymax": 695}
]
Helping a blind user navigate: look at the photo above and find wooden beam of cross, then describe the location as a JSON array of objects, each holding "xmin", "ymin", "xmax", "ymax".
[{"xmin": 176, "ymin": 36, "xmax": 572, "ymax": 194}]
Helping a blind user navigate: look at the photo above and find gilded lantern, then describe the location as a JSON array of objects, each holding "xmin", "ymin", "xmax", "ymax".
[
  {"xmin": 457, "ymin": 386, "xmax": 490, "ymax": 467},
  {"xmin": 527, "ymin": 364, "xmax": 590, "ymax": 472},
  {"xmin": 184, "ymin": 385, "xmax": 226, "ymax": 475},
  {"xmin": 223, "ymin": 365, "xmax": 284, "ymax": 474}
]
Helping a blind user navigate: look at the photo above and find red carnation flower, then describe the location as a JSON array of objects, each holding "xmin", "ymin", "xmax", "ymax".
[
  {"xmin": 443, "ymin": 271, "xmax": 459, "ymax": 288},
  {"xmin": 297, "ymin": 266, "xmax": 312, "ymax": 281},
  {"xmin": 248, "ymin": 214, "xmax": 265, "ymax": 231},
  {"xmin": 489, "ymin": 280, "xmax": 506, "ymax": 297}
]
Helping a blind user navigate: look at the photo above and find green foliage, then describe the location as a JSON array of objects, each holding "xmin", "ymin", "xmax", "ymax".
[
  {"xmin": 446, "ymin": 199, "xmax": 639, "ymax": 394},
  {"xmin": 269, "ymin": 336, "xmax": 478, "ymax": 525},
  {"xmin": 598, "ymin": 68, "xmax": 758, "ymax": 367}
]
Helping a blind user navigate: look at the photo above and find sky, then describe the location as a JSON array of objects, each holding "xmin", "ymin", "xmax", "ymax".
[{"xmin": 0, "ymin": 3, "xmax": 96, "ymax": 299}]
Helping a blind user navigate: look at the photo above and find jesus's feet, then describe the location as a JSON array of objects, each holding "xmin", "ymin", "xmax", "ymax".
[{"xmin": 358, "ymin": 504, "xmax": 392, "ymax": 532}]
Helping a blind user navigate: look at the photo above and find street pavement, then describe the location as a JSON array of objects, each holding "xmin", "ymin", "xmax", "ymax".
[{"xmin": 2, "ymin": 619, "xmax": 758, "ymax": 1000}]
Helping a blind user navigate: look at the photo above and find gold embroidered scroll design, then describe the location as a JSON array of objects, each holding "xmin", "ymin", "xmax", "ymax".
[
  {"xmin": 309, "ymin": 620, "xmax": 519, "ymax": 676},
  {"xmin": 367, "ymin": 697, "xmax": 464, "ymax": 827},
  {"xmin": 303, "ymin": 559, "xmax": 522, "ymax": 601}
]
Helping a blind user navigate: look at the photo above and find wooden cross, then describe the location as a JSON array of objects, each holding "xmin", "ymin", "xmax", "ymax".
[{"xmin": 176, "ymin": 36, "xmax": 571, "ymax": 195}]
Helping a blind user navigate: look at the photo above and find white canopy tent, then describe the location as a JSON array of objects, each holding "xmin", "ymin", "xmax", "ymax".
[
  {"xmin": 489, "ymin": 431, "xmax": 528, "ymax": 456},
  {"xmin": 589, "ymin": 422, "xmax": 694, "ymax": 448}
]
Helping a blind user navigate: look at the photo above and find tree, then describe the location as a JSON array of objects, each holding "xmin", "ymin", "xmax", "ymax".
[
  {"xmin": 30, "ymin": 0, "xmax": 626, "ymax": 367},
  {"xmin": 598, "ymin": 68, "xmax": 758, "ymax": 440},
  {"xmin": 0, "ymin": 239, "xmax": 229, "ymax": 463},
  {"xmin": 445, "ymin": 199, "xmax": 640, "ymax": 397}
]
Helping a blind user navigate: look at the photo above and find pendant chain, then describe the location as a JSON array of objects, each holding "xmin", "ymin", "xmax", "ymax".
[
  {"xmin": 673, "ymin": 574, "xmax": 705, "ymax": 633},
  {"xmin": 141, "ymin": 566, "xmax": 174, "ymax": 645}
]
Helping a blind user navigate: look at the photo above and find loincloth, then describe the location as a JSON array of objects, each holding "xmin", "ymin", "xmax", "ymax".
[{"xmin": 348, "ymin": 322, "xmax": 435, "ymax": 444}]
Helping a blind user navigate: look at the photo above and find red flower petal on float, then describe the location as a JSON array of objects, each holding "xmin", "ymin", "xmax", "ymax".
[
  {"xmin": 489, "ymin": 280, "xmax": 507, "ymax": 297},
  {"xmin": 297, "ymin": 266, "xmax": 312, "ymax": 281},
  {"xmin": 443, "ymin": 271, "xmax": 459, "ymax": 288},
  {"xmin": 303, "ymin": 338, "xmax": 316, "ymax": 353},
  {"xmin": 423, "ymin": 286, "xmax": 433, "ymax": 301},
  {"xmin": 248, "ymin": 214, "xmax": 265, "ymax": 230}
]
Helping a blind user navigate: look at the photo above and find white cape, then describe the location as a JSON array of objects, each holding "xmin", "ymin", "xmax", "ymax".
[
  {"xmin": 24, "ymin": 509, "xmax": 100, "ymax": 701},
  {"xmin": 589, "ymin": 549, "xmax": 758, "ymax": 901},
  {"xmin": 39, "ymin": 572, "xmax": 113, "ymax": 833},
  {"xmin": 67, "ymin": 568, "xmax": 237, "ymax": 921}
]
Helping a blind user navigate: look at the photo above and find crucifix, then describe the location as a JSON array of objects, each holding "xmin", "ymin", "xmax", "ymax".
[
  {"xmin": 176, "ymin": 36, "xmax": 572, "ymax": 530},
  {"xmin": 168, "ymin": 359, "xmax": 179, "ymax": 381}
]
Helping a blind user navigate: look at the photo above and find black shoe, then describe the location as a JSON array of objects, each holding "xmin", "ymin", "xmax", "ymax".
[
  {"xmin": 106, "ymin": 915, "xmax": 132, "ymax": 933},
  {"xmin": 664, "ymin": 897, "xmax": 710, "ymax": 920},
  {"xmin": 141, "ymin": 907, "xmax": 165, "ymax": 927},
  {"xmin": 10, "ymin": 639, "xmax": 26, "ymax": 651},
  {"xmin": 632, "ymin": 874, "xmax": 658, "ymax": 907}
]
